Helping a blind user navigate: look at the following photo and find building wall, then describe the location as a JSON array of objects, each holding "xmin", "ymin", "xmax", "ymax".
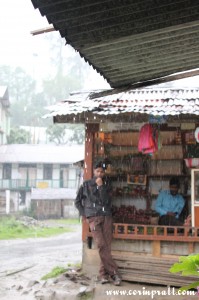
[
  {"xmin": 37, "ymin": 164, "xmax": 43, "ymax": 179},
  {"xmin": 0, "ymin": 163, "xmax": 2, "ymax": 179},
  {"xmin": 0, "ymin": 162, "xmax": 82, "ymax": 215},
  {"xmin": 0, "ymin": 102, "xmax": 10, "ymax": 145},
  {"xmin": 64, "ymin": 199, "xmax": 79, "ymax": 218},
  {"xmin": 53, "ymin": 164, "xmax": 60, "ymax": 179},
  {"xmin": 31, "ymin": 199, "xmax": 78, "ymax": 219},
  {"xmin": 12, "ymin": 164, "xmax": 19, "ymax": 179}
]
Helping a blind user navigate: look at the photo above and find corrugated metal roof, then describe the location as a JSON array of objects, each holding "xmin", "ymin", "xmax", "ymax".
[
  {"xmin": 44, "ymin": 88, "xmax": 199, "ymax": 121},
  {"xmin": 0, "ymin": 86, "xmax": 10, "ymax": 107},
  {"xmin": 31, "ymin": 0, "xmax": 199, "ymax": 88},
  {"xmin": 0, "ymin": 86, "xmax": 7, "ymax": 98},
  {"xmin": 0, "ymin": 144, "xmax": 84, "ymax": 164},
  {"xmin": 31, "ymin": 188, "xmax": 76, "ymax": 200}
]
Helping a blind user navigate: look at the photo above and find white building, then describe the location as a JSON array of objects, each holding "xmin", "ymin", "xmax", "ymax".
[
  {"xmin": 0, "ymin": 144, "xmax": 84, "ymax": 215},
  {"xmin": 0, "ymin": 86, "xmax": 10, "ymax": 144}
]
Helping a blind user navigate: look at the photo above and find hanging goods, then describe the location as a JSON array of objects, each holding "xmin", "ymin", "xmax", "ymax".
[
  {"xmin": 194, "ymin": 127, "xmax": 199, "ymax": 143},
  {"xmin": 138, "ymin": 123, "xmax": 158, "ymax": 154}
]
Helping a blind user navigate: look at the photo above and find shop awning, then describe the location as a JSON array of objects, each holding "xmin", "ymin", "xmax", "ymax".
[{"xmin": 31, "ymin": 0, "xmax": 199, "ymax": 88}]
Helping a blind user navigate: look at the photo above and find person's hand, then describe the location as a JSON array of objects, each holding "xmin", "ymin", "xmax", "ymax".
[
  {"xmin": 166, "ymin": 212, "xmax": 175, "ymax": 216},
  {"xmin": 96, "ymin": 177, "xmax": 103, "ymax": 186}
]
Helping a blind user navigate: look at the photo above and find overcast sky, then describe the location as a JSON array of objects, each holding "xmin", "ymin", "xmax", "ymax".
[
  {"xmin": 0, "ymin": 1, "xmax": 48, "ymax": 71},
  {"xmin": 0, "ymin": 0, "xmax": 110, "ymax": 90},
  {"xmin": 0, "ymin": 0, "xmax": 199, "ymax": 89}
]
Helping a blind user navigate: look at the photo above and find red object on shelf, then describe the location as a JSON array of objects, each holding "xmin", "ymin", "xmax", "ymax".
[{"xmin": 184, "ymin": 158, "xmax": 199, "ymax": 168}]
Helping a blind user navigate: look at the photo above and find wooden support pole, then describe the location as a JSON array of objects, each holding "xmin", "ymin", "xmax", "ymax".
[
  {"xmin": 188, "ymin": 242, "xmax": 194, "ymax": 254},
  {"xmin": 82, "ymin": 123, "xmax": 99, "ymax": 242},
  {"xmin": 152, "ymin": 240, "xmax": 161, "ymax": 257}
]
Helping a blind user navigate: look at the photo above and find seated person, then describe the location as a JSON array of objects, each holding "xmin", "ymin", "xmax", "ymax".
[{"xmin": 155, "ymin": 177, "xmax": 186, "ymax": 226}]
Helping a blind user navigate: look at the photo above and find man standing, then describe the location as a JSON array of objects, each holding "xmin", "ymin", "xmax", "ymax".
[
  {"xmin": 75, "ymin": 161, "xmax": 121, "ymax": 286},
  {"xmin": 155, "ymin": 177, "xmax": 185, "ymax": 226}
]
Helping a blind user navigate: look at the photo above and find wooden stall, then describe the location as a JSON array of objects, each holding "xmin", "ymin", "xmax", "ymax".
[
  {"xmin": 82, "ymin": 122, "xmax": 199, "ymax": 286},
  {"xmin": 49, "ymin": 88, "xmax": 199, "ymax": 286}
]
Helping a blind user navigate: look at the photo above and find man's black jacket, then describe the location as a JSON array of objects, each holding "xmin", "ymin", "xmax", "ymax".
[{"xmin": 75, "ymin": 177, "xmax": 112, "ymax": 217}]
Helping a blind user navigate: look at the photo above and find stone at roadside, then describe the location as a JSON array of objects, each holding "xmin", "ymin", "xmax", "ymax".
[
  {"xmin": 17, "ymin": 216, "xmax": 46, "ymax": 228},
  {"xmin": 27, "ymin": 280, "xmax": 40, "ymax": 287},
  {"xmin": 79, "ymin": 280, "xmax": 89, "ymax": 286},
  {"xmin": 21, "ymin": 289, "xmax": 32, "ymax": 295},
  {"xmin": 53, "ymin": 274, "xmax": 67, "ymax": 283},
  {"xmin": 76, "ymin": 286, "xmax": 95, "ymax": 299},
  {"xmin": 34, "ymin": 289, "xmax": 78, "ymax": 300},
  {"xmin": 41, "ymin": 281, "xmax": 47, "ymax": 288},
  {"xmin": 15, "ymin": 284, "xmax": 23, "ymax": 290},
  {"xmin": 34, "ymin": 289, "xmax": 56, "ymax": 300}
]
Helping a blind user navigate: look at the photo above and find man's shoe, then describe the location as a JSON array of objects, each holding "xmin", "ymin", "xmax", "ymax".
[
  {"xmin": 101, "ymin": 277, "xmax": 109, "ymax": 284},
  {"xmin": 112, "ymin": 274, "xmax": 121, "ymax": 286}
]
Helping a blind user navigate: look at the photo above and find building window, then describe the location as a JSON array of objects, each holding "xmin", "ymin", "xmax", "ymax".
[
  {"xmin": 43, "ymin": 164, "xmax": 52, "ymax": 180},
  {"xmin": 3, "ymin": 163, "xmax": 11, "ymax": 179}
]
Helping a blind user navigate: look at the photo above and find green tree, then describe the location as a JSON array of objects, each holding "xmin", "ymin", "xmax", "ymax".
[
  {"xmin": 170, "ymin": 253, "xmax": 199, "ymax": 291},
  {"xmin": 46, "ymin": 124, "xmax": 67, "ymax": 145},
  {"xmin": 0, "ymin": 65, "xmax": 51, "ymax": 128},
  {"xmin": 68, "ymin": 124, "xmax": 85, "ymax": 145},
  {"xmin": 42, "ymin": 33, "xmax": 89, "ymax": 104},
  {"xmin": 0, "ymin": 33, "xmax": 90, "ymax": 141},
  {"xmin": 0, "ymin": 66, "xmax": 35, "ymax": 102},
  {"xmin": 46, "ymin": 124, "xmax": 85, "ymax": 145},
  {"xmin": 7, "ymin": 127, "xmax": 31, "ymax": 144}
]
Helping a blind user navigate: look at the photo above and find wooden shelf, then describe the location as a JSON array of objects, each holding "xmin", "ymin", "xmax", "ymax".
[
  {"xmin": 148, "ymin": 174, "xmax": 189, "ymax": 177},
  {"xmin": 151, "ymin": 158, "xmax": 183, "ymax": 161},
  {"xmin": 127, "ymin": 174, "xmax": 147, "ymax": 186},
  {"xmin": 106, "ymin": 173, "xmax": 127, "ymax": 178},
  {"xmin": 105, "ymin": 143, "xmax": 182, "ymax": 147},
  {"xmin": 151, "ymin": 193, "xmax": 189, "ymax": 197}
]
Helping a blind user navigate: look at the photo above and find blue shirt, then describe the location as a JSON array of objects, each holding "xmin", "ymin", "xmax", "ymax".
[{"xmin": 155, "ymin": 190, "xmax": 185, "ymax": 218}]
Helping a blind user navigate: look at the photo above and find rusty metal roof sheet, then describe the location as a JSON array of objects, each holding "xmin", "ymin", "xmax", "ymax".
[
  {"xmin": 43, "ymin": 88, "xmax": 199, "ymax": 121},
  {"xmin": 0, "ymin": 144, "xmax": 84, "ymax": 164},
  {"xmin": 31, "ymin": 0, "xmax": 199, "ymax": 88}
]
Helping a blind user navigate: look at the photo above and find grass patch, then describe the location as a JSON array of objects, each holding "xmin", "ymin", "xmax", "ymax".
[
  {"xmin": 41, "ymin": 266, "xmax": 67, "ymax": 280},
  {"xmin": 67, "ymin": 262, "xmax": 82, "ymax": 269},
  {"xmin": 0, "ymin": 216, "xmax": 74, "ymax": 240},
  {"xmin": 46, "ymin": 218, "xmax": 80, "ymax": 225},
  {"xmin": 80, "ymin": 292, "xmax": 93, "ymax": 300}
]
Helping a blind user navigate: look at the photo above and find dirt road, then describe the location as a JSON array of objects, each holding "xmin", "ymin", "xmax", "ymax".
[
  {"xmin": 0, "ymin": 225, "xmax": 82, "ymax": 272},
  {"xmin": 0, "ymin": 224, "xmax": 82, "ymax": 299},
  {"xmin": 0, "ymin": 224, "xmax": 197, "ymax": 300}
]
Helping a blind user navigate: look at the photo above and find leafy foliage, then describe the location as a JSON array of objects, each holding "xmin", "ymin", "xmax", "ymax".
[
  {"xmin": 46, "ymin": 123, "xmax": 84, "ymax": 145},
  {"xmin": 7, "ymin": 127, "xmax": 31, "ymax": 144},
  {"xmin": 68, "ymin": 124, "xmax": 85, "ymax": 145},
  {"xmin": 46, "ymin": 124, "xmax": 67, "ymax": 145},
  {"xmin": 1, "ymin": 33, "xmax": 89, "ymax": 144},
  {"xmin": 169, "ymin": 254, "xmax": 199, "ymax": 291}
]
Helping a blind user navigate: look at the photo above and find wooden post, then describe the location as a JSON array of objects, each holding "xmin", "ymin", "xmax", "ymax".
[
  {"xmin": 82, "ymin": 123, "xmax": 99, "ymax": 242},
  {"xmin": 188, "ymin": 242, "xmax": 194, "ymax": 254},
  {"xmin": 84, "ymin": 124, "xmax": 97, "ymax": 180},
  {"xmin": 152, "ymin": 240, "xmax": 161, "ymax": 257}
]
